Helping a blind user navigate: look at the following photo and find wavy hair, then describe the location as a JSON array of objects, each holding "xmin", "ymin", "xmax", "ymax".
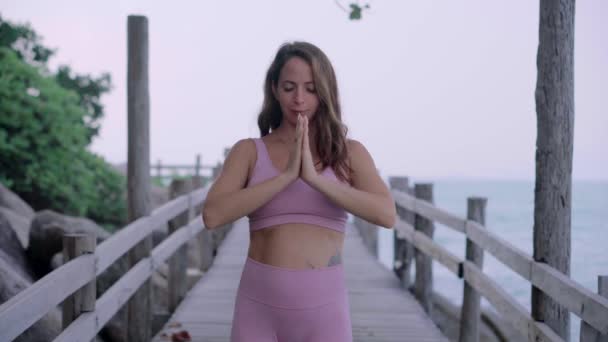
[{"xmin": 257, "ymin": 41, "xmax": 352, "ymax": 184}]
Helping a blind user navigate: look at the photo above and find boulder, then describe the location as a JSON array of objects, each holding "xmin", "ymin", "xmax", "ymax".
[
  {"xmin": 0, "ymin": 183, "xmax": 34, "ymax": 220},
  {"xmin": 0, "ymin": 206, "xmax": 31, "ymax": 249},
  {"xmin": 0, "ymin": 255, "xmax": 61, "ymax": 341},
  {"xmin": 0, "ymin": 211, "xmax": 34, "ymax": 281},
  {"xmin": 27, "ymin": 210, "xmax": 110, "ymax": 277}
]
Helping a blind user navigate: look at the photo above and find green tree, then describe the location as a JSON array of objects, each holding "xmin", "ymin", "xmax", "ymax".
[
  {"xmin": 0, "ymin": 15, "xmax": 112, "ymax": 143},
  {"xmin": 0, "ymin": 16, "xmax": 126, "ymax": 229}
]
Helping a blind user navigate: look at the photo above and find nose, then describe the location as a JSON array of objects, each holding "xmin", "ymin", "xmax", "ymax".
[{"xmin": 294, "ymin": 87, "xmax": 305, "ymax": 104}]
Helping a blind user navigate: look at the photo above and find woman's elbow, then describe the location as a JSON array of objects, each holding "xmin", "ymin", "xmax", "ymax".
[
  {"xmin": 202, "ymin": 202, "xmax": 221, "ymax": 230},
  {"xmin": 379, "ymin": 202, "xmax": 397, "ymax": 229},
  {"xmin": 379, "ymin": 212, "xmax": 396, "ymax": 229}
]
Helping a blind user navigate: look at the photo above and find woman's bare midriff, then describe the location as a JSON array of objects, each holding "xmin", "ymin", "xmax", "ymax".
[{"xmin": 247, "ymin": 223, "xmax": 345, "ymax": 270}]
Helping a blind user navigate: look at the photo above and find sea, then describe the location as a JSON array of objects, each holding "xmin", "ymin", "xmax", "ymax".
[{"xmin": 370, "ymin": 180, "xmax": 607, "ymax": 341}]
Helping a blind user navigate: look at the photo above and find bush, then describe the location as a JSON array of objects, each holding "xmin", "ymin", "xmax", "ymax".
[{"xmin": 0, "ymin": 47, "xmax": 126, "ymax": 228}]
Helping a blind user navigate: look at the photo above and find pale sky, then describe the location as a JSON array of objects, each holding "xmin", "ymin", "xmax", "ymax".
[{"xmin": 2, "ymin": 1, "xmax": 607, "ymax": 181}]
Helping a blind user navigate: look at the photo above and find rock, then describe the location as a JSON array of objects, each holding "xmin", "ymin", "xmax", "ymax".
[
  {"xmin": 27, "ymin": 210, "xmax": 110, "ymax": 277},
  {"xmin": 0, "ymin": 255, "xmax": 61, "ymax": 342},
  {"xmin": 0, "ymin": 183, "xmax": 34, "ymax": 220},
  {"xmin": 0, "ymin": 207, "xmax": 31, "ymax": 249},
  {"xmin": 0, "ymin": 211, "xmax": 34, "ymax": 281}
]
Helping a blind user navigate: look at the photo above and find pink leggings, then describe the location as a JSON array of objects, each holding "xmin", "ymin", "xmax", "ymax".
[{"xmin": 230, "ymin": 256, "xmax": 353, "ymax": 342}]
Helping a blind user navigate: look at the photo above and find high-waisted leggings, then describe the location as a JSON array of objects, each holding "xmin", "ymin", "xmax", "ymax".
[{"xmin": 230, "ymin": 256, "xmax": 353, "ymax": 342}]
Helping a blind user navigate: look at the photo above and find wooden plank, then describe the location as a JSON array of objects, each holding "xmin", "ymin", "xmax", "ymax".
[
  {"xmin": 389, "ymin": 176, "xmax": 414, "ymax": 289},
  {"xmin": 169, "ymin": 179, "xmax": 193, "ymax": 311},
  {"xmin": 394, "ymin": 219, "xmax": 462, "ymax": 276},
  {"xmin": 392, "ymin": 189, "xmax": 466, "ymax": 233},
  {"xmin": 459, "ymin": 197, "xmax": 487, "ymax": 342},
  {"xmin": 580, "ymin": 275, "xmax": 608, "ymax": 341},
  {"xmin": 96, "ymin": 196, "xmax": 188, "ymax": 276},
  {"xmin": 61, "ymin": 234, "xmax": 97, "ymax": 330},
  {"xmin": 465, "ymin": 220, "xmax": 533, "ymax": 280},
  {"xmin": 462, "ymin": 261, "xmax": 563, "ymax": 342},
  {"xmin": 151, "ymin": 218, "xmax": 450, "ymax": 342},
  {"xmin": 414, "ymin": 183, "xmax": 436, "ymax": 314},
  {"xmin": 531, "ymin": 263, "xmax": 608, "ymax": 334},
  {"xmin": 126, "ymin": 14, "xmax": 152, "ymax": 341},
  {"xmin": 151, "ymin": 219, "xmax": 204, "ymax": 269},
  {"xmin": 0, "ymin": 255, "xmax": 95, "ymax": 342},
  {"xmin": 467, "ymin": 219, "xmax": 608, "ymax": 333},
  {"xmin": 54, "ymin": 221, "xmax": 209, "ymax": 342},
  {"xmin": 54, "ymin": 254, "xmax": 155, "ymax": 342}
]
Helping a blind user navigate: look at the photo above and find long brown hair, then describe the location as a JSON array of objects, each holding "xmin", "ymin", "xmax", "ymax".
[{"xmin": 257, "ymin": 41, "xmax": 352, "ymax": 184}]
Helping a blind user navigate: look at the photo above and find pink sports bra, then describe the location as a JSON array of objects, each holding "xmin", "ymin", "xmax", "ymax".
[{"xmin": 246, "ymin": 138, "xmax": 348, "ymax": 233}]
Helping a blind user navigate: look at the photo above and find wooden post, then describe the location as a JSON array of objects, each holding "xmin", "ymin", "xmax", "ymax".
[
  {"xmin": 389, "ymin": 176, "xmax": 414, "ymax": 290},
  {"xmin": 127, "ymin": 14, "xmax": 152, "ymax": 342},
  {"xmin": 532, "ymin": 1, "xmax": 575, "ymax": 340},
  {"xmin": 459, "ymin": 197, "xmax": 487, "ymax": 342},
  {"xmin": 195, "ymin": 154, "xmax": 201, "ymax": 177},
  {"xmin": 62, "ymin": 234, "xmax": 96, "ymax": 330},
  {"xmin": 580, "ymin": 276, "xmax": 608, "ymax": 342},
  {"xmin": 414, "ymin": 183, "xmax": 435, "ymax": 314},
  {"xmin": 168, "ymin": 178, "xmax": 193, "ymax": 311}
]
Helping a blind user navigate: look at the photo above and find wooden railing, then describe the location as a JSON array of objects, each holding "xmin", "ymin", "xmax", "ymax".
[
  {"xmin": 0, "ymin": 182, "xmax": 213, "ymax": 342},
  {"xmin": 366, "ymin": 178, "xmax": 608, "ymax": 342},
  {"xmin": 152, "ymin": 154, "xmax": 214, "ymax": 180}
]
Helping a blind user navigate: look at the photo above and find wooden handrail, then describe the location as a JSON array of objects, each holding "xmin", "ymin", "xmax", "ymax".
[
  {"xmin": 53, "ymin": 218, "xmax": 205, "ymax": 342},
  {"xmin": 390, "ymin": 188, "xmax": 608, "ymax": 338},
  {"xmin": 0, "ymin": 183, "xmax": 211, "ymax": 342}
]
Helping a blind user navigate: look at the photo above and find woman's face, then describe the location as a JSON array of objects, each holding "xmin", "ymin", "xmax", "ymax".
[{"xmin": 273, "ymin": 56, "xmax": 320, "ymax": 127}]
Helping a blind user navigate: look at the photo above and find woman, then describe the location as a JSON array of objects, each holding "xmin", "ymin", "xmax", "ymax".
[{"xmin": 202, "ymin": 41, "xmax": 396, "ymax": 342}]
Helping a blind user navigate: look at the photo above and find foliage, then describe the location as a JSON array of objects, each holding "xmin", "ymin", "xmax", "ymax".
[
  {"xmin": 0, "ymin": 16, "xmax": 126, "ymax": 229},
  {"xmin": 334, "ymin": 1, "xmax": 371, "ymax": 20},
  {"xmin": 349, "ymin": 3, "xmax": 370, "ymax": 20},
  {"xmin": 0, "ymin": 14, "xmax": 112, "ymax": 143}
]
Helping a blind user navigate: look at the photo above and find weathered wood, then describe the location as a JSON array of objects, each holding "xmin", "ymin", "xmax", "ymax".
[
  {"xmin": 581, "ymin": 276, "xmax": 608, "ymax": 342},
  {"xmin": 389, "ymin": 176, "xmax": 414, "ymax": 290},
  {"xmin": 466, "ymin": 220, "xmax": 533, "ymax": 280},
  {"xmin": 466, "ymin": 220, "xmax": 608, "ymax": 333},
  {"xmin": 462, "ymin": 262, "xmax": 563, "ymax": 342},
  {"xmin": 62, "ymin": 234, "xmax": 96, "ymax": 330},
  {"xmin": 127, "ymin": 14, "xmax": 152, "ymax": 342},
  {"xmin": 0, "ymin": 256, "xmax": 95, "ymax": 342},
  {"xmin": 459, "ymin": 197, "xmax": 487, "ymax": 342},
  {"xmin": 532, "ymin": 0, "xmax": 575, "ymax": 340},
  {"xmin": 392, "ymin": 189, "xmax": 466, "ymax": 233},
  {"xmin": 394, "ymin": 220, "xmax": 462, "ymax": 276},
  {"xmin": 55, "ymin": 218, "xmax": 205, "ymax": 342},
  {"xmin": 414, "ymin": 183, "xmax": 435, "ymax": 314},
  {"xmin": 531, "ymin": 263, "xmax": 608, "ymax": 334},
  {"xmin": 152, "ymin": 219, "xmax": 449, "ymax": 342},
  {"xmin": 168, "ymin": 178, "xmax": 193, "ymax": 311}
]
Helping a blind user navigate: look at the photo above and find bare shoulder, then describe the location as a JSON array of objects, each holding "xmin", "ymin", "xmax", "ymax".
[
  {"xmin": 346, "ymin": 138, "xmax": 374, "ymax": 165},
  {"xmin": 230, "ymin": 138, "xmax": 256, "ymax": 157},
  {"xmin": 345, "ymin": 138, "xmax": 386, "ymax": 194},
  {"xmin": 208, "ymin": 138, "xmax": 256, "ymax": 196}
]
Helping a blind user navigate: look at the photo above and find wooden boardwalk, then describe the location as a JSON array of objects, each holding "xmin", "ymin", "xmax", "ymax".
[{"xmin": 152, "ymin": 218, "xmax": 448, "ymax": 342}]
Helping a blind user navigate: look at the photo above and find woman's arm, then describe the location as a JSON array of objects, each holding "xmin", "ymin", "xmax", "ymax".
[
  {"xmin": 305, "ymin": 139, "xmax": 396, "ymax": 229},
  {"xmin": 201, "ymin": 139, "xmax": 295, "ymax": 229}
]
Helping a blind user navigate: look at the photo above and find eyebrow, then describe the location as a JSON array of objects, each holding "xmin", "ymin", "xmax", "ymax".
[{"xmin": 283, "ymin": 80, "xmax": 315, "ymax": 85}]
